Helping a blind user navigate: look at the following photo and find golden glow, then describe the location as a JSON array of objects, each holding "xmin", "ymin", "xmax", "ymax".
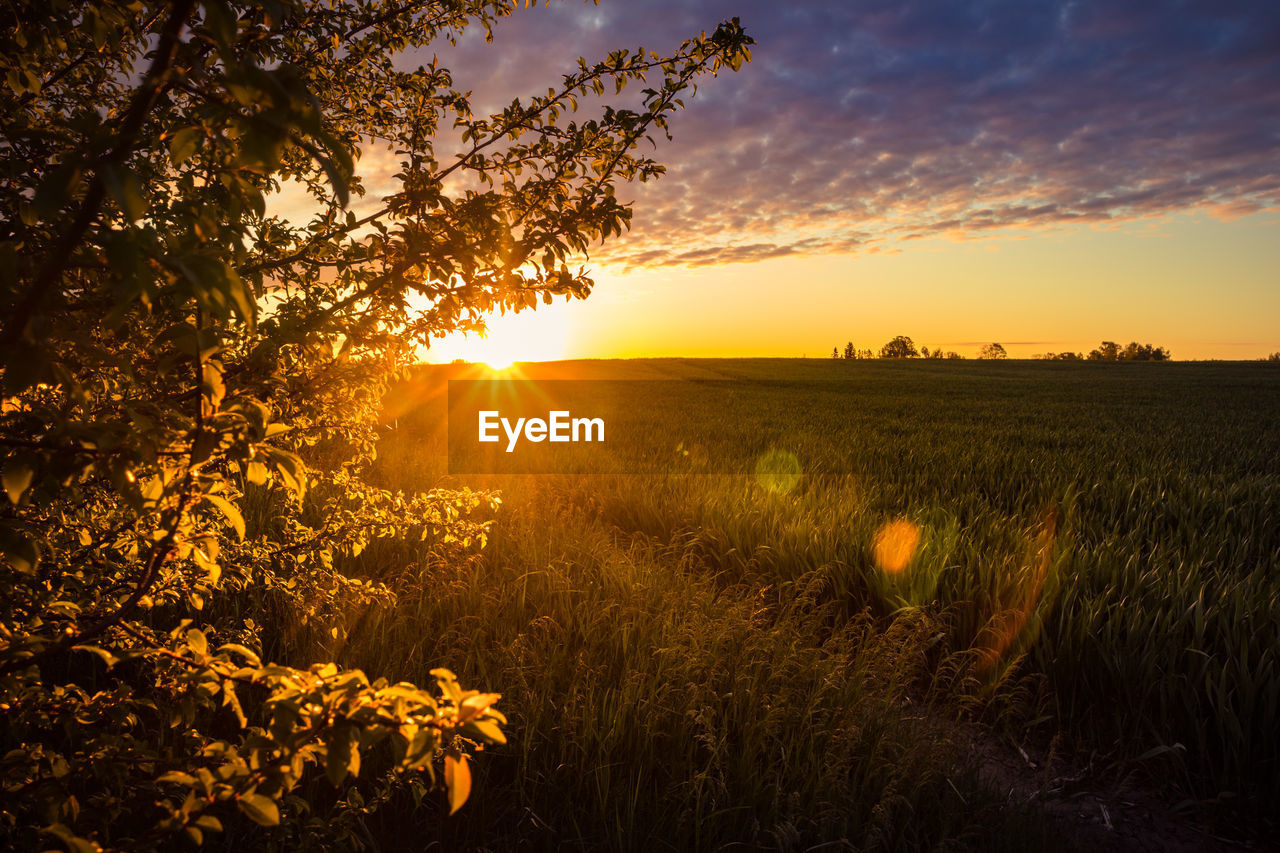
[
  {"xmin": 484, "ymin": 353, "xmax": 517, "ymax": 371},
  {"xmin": 426, "ymin": 300, "xmax": 575, "ymax": 367},
  {"xmin": 408, "ymin": 213, "xmax": 1279, "ymax": 365},
  {"xmin": 872, "ymin": 519, "xmax": 922, "ymax": 574},
  {"xmin": 551, "ymin": 212, "xmax": 1280, "ymax": 361},
  {"xmin": 754, "ymin": 449, "xmax": 802, "ymax": 494}
]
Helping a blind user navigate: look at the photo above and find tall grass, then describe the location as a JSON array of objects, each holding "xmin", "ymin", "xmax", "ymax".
[
  {"xmin": 334, "ymin": 476, "xmax": 1060, "ymax": 850},
  {"xmin": 321, "ymin": 359, "xmax": 1278, "ymax": 846}
]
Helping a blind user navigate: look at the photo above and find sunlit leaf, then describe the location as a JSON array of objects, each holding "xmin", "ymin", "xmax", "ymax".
[
  {"xmin": 444, "ymin": 751, "xmax": 471, "ymax": 815},
  {"xmin": 202, "ymin": 493, "xmax": 245, "ymax": 540},
  {"xmin": 237, "ymin": 792, "xmax": 280, "ymax": 827}
]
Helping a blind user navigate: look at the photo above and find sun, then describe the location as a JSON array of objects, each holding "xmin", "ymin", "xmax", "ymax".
[
  {"xmin": 482, "ymin": 352, "xmax": 517, "ymax": 371},
  {"xmin": 424, "ymin": 300, "xmax": 575, "ymax": 367}
]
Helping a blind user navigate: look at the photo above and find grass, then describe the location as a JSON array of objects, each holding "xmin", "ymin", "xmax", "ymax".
[{"xmin": 317, "ymin": 358, "xmax": 1277, "ymax": 849}]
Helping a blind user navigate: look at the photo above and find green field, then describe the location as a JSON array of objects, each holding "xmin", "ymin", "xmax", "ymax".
[{"xmin": 319, "ymin": 359, "xmax": 1279, "ymax": 849}]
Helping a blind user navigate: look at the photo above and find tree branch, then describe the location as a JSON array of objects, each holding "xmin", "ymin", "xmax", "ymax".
[{"xmin": 1, "ymin": 0, "xmax": 197, "ymax": 350}]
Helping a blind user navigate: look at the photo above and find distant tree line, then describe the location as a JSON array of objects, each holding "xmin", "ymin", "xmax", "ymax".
[
  {"xmin": 830, "ymin": 336, "xmax": 987, "ymax": 360},
  {"xmin": 1035, "ymin": 341, "xmax": 1171, "ymax": 361},
  {"xmin": 830, "ymin": 337, "xmax": 1175, "ymax": 361}
]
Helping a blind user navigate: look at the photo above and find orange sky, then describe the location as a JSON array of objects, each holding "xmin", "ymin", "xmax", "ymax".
[
  {"xmin": 425, "ymin": 208, "xmax": 1280, "ymax": 364},
  {"xmin": 270, "ymin": 1, "xmax": 1280, "ymax": 365}
]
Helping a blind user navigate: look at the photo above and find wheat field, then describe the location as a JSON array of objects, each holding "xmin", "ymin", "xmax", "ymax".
[{"xmin": 295, "ymin": 358, "xmax": 1279, "ymax": 850}]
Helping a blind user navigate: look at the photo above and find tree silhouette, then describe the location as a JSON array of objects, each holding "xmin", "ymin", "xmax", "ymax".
[
  {"xmin": 1087, "ymin": 341, "xmax": 1170, "ymax": 361},
  {"xmin": 1088, "ymin": 341, "xmax": 1121, "ymax": 360},
  {"xmin": 879, "ymin": 336, "xmax": 919, "ymax": 359},
  {"xmin": 977, "ymin": 342, "xmax": 1007, "ymax": 359}
]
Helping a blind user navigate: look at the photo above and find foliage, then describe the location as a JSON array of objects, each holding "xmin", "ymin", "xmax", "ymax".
[
  {"xmin": 878, "ymin": 335, "xmax": 919, "ymax": 359},
  {"xmin": 977, "ymin": 342, "xmax": 1007, "ymax": 359},
  {"xmin": 1087, "ymin": 340, "xmax": 1170, "ymax": 361},
  {"xmin": 833, "ymin": 340, "xmax": 956, "ymax": 360},
  {"xmin": 0, "ymin": 1, "xmax": 751, "ymax": 848}
]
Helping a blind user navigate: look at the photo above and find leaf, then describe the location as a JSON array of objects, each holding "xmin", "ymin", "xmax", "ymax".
[
  {"xmin": 0, "ymin": 529, "xmax": 39, "ymax": 574},
  {"xmin": 237, "ymin": 792, "xmax": 280, "ymax": 827},
  {"xmin": 264, "ymin": 447, "xmax": 307, "ymax": 499},
  {"xmin": 203, "ymin": 493, "xmax": 245, "ymax": 540},
  {"xmin": 99, "ymin": 163, "xmax": 147, "ymax": 221},
  {"xmin": 245, "ymin": 460, "xmax": 269, "ymax": 485},
  {"xmin": 222, "ymin": 680, "xmax": 247, "ymax": 727},
  {"xmin": 217, "ymin": 643, "xmax": 261, "ymax": 666},
  {"xmin": 444, "ymin": 751, "xmax": 471, "ymax": 815},
  {"xmin": 156, "ymin": 771, "xmax": 198, "ymax": 787},
  {"xmin": 169, "ymin": 126, "xmax": 203, "ymax": 166},
  {"xmin": 222, "ymin": 268, "xmax": 257, "ymax": 328},
  {"xmin": 202, "ymin": 0, "xmax": 238, "ymax": 47},
  {"xmin": 458, "ymin": 692, "xmax": 502, "ymax": 722},
  {"xmin": 325, "ymin": 725, "xmax": 359, "ymax": 786},
  {"xmin": 171, "ymin": 255, "xmax": 257, "ymax": 329},
  {"xmin": 202, "ymin": 362, "xmax": 226, "ymax": 411},
  {"xmin": 430, "ymin": 668, "xmax": 462, "ymax": 702},
  {"xmin": 194, "ymin": 815, "xmax": 223, "ymax": 832},
  {"xmin": 463, "ymin": 718, "xmax": 506, "ymax": 745},
  {"xmin": 185, "ymin": 627, "xmax": 209, "ymax": 657},
  {"xmin": 2, "ymin": 456, "xmax": 34, "ymax": 504},
  {"xmin": 40, "ymin": 823, "xmax": 100, "ymax": 853},
  {"xmin": 402, "ymin": 729, "xmax": 438, "ymax": 770}
]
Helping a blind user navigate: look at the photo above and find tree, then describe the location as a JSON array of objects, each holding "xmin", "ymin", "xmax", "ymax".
[
  {"xmin": 977, "ymin": 342, "xmax": 1007, "ymax": 359},
  {"xmin": 843, "ymin": 341, "xmax": 855, "ymax": 359},
  {"xmin": 1086, "ymin": 340, "xmax": 1169, "ymax": 361},
  {"xmin": 879, "ymin": 336, "xmax": 919, "ymax": 359},
  {"xmin": 0, "ymin": 2, "xmax": 752, "ymax": 848},
  {"xmin": 1119, "ymin": 342, "xmax": 1171, "ymax": 361},
  {"xmin": 831, "ymin": 346, "xmax": 839, "ymax": 359},
  {"xmin": 1088, "ymin": 341, "xmax": 1121, "ymax": 360}
]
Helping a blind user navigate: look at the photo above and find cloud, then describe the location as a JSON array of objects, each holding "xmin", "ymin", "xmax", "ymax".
[{"xmin": 414, "ymin": 0, "xmax": 1280, "ymax": 268}]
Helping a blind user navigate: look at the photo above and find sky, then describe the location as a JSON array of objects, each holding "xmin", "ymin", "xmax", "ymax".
[{"xmin": 352, "ymin": 0, "xmax": 1280, "ymax": 362}]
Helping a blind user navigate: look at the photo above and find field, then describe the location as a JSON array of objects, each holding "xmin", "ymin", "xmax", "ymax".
[{"xmin": 306, "ymin": 359, "xmax": 1278, "ymax": 850}]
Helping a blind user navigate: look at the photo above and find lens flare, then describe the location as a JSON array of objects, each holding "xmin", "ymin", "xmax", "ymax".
[
  {"xmin": 973, "ymin": 506, "xmax": 1060, "ymax": 674},
  {"xmin": 872, "ymin": 519, "xmax": 921, "ymax": 574},
  {"xmin": 754, "ymin": 448, "xmax": 802, "ymax": 494}
]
